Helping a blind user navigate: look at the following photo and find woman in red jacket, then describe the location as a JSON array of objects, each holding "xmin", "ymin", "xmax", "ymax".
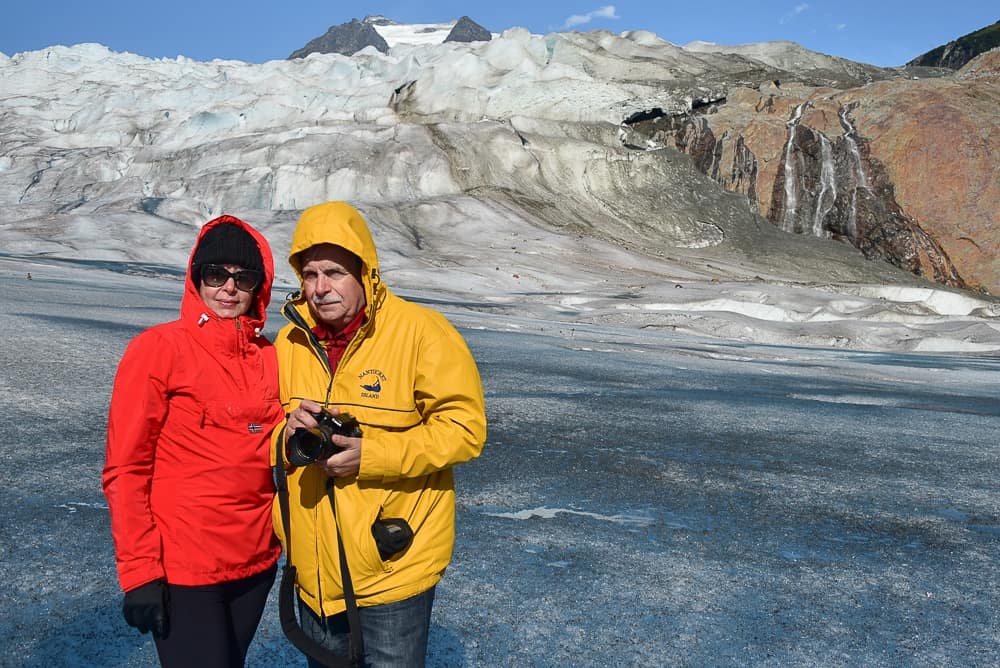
[{"xmin": 103, "ymin": 216, "xmax": 284, "ymax": 667}]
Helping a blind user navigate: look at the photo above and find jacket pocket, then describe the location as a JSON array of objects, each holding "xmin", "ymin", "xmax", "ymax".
[
  {"xmin": 350, "ymin": 405, "xmax": 422, "ymax": 431},
  {"xmin": 202, "ymin": 398, "xmax": 279, "ymax": 432},
  {"xmin": 371, "ymin": 517, "xmax": 414, "ymax": 560},
  {"xmin": 337, "ymin": 494, "xmax": 393, "ymax": 577}
]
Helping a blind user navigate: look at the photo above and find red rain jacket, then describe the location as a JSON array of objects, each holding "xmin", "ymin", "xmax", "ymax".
[{"xmin": 103, "ymin": 215, "xmax": 283, "ymax": 592}]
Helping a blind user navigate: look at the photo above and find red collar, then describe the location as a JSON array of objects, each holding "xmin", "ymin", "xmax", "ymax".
[{"xmin": 311, "ymin": 309, "xmax": 365, "ymax": 345}]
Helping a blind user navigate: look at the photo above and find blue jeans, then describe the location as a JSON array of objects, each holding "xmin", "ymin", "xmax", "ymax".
[{"xmin": 298, "ymin": 587, "xmax": 435, "ymax": 668}]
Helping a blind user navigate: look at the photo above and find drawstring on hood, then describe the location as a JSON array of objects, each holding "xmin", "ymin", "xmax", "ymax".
[{"xmin": 197, "ymin": 312, "xmax": 263, "ymax": 338}]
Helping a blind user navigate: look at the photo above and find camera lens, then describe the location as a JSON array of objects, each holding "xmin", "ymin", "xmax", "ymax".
[
  {"xmin": 287, "ymin": 427, "xmax": 328, "ymax": 467},
  {"xmin": 285, "ymin": 411, "xmax": 360, "ymax": 467}
]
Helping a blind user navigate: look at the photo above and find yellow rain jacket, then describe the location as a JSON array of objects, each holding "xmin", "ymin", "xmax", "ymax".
[{"xmin": 271, "ymin": 201, "xmax": 487, "ymax": 617}]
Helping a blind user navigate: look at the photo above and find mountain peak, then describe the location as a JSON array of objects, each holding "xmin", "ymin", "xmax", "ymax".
[
  {"xmin": 445, "ymin": 16, "xmax": 492, "ymax": 44},
  {"xmin": 362, "ymin": 15, "xmax": 397, "ymax": 27},
  {"xmin": 289, "ymin": 16, "xmax": 491, "ymax": 58},
  {"xmin": 288, "ymin": 18, "xmax": 388, "ymax": 58}
]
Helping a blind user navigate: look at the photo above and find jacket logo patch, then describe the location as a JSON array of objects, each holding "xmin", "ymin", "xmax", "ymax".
[
  {"xmin": 247, "ymin": 423, "xmax": 263, "ymax": 433},
  {"xmin": 359, "ymin": 370, "xmax": 387, "ymax": 398}
]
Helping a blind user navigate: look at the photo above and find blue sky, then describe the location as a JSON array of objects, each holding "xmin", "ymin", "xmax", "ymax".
[{"xmin": 2, "ymin": 1, "xmax": 996, "ymax": 67}]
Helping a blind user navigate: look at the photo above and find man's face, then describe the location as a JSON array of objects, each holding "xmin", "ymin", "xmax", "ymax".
[{"xmin": 299, "ymin": 244, "xmax": 366, "ymax": 331}]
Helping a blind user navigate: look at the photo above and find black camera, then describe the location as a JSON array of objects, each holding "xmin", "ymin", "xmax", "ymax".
[{"xmin": 286, "ymin": 410, "xmax": 362, "ymax": 467}]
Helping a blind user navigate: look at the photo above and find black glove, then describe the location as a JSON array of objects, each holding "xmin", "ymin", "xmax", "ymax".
[{"xmin": 122, "ymin": 579, "xmax": 170, "ymax": 639}]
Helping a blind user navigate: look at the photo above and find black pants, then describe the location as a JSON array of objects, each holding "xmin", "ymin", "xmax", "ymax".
[{"xmin": 154, "ymin": 564, "xmax": 276, "ymax": 668}]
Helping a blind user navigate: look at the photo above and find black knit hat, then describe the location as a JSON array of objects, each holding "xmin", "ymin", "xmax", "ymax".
[{"xmin": 191, "ymin": 223, "xmax": 264, "ymax": 285}]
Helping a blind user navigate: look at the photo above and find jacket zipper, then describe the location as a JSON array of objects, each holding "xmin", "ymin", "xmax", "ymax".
[{"xmin": 283, "ymin": 298, "xmax": 371, "ymax": 609}]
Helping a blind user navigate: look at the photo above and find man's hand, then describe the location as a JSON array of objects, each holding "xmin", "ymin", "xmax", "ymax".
[
  {"xmin": 285, "ymin": 399, "xmax": 323, "ymax": 439},
  {"xmin": 122, "ymin": 579, "xmax": 169, "ymax": 639},
  {"xmin": 287, "ymin": 400, "xmax": 362, "ymax": 477},
  {"xmin": 318, "ymin": 431, "xmax": 362, "ymax": 478}
]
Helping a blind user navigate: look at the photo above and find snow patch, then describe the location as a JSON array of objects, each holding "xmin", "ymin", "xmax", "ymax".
[{"xmin": 485, "ymin": 506, "xmax": 655, "ymax": 527}]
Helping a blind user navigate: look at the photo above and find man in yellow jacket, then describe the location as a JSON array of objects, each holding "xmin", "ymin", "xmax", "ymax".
[{"xmin": 271, "ymin": 201, "xmax": 487, "ymax": 667}]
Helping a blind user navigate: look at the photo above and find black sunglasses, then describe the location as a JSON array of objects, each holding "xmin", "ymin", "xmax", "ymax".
[{"xmin": 200, "ymin": 264, "xmax": 262, "ymax": 292}]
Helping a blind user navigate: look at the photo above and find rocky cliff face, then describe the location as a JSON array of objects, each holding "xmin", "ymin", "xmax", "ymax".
[
  {"xmin": 626, "ymin": 50, "xmax": 1000, "ymax": 292},
  {"xmin": 907, "ymin": 20, "xmax": 1000, "ymax": 70}
]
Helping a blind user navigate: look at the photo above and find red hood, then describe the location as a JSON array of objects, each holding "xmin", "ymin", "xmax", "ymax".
[{"xmin": 182, "ymin": 215, "xmax": 274, "ymax": 335}]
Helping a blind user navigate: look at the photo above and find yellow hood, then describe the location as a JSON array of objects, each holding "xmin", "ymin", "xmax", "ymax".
[{"xmin": 288, "ymin": 201, "xmax": 383, "ymax": 320}]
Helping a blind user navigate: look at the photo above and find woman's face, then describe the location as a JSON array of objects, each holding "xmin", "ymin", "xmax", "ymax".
[{"xmin": 198, "ymin": 263, "xmax": 256, "ymax": 319}]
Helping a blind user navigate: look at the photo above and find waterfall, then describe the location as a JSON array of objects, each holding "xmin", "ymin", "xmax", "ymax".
[
  {"xmin": 838, "ymin": 106, "xmax": 868, "ymax": 189},
  {"xmin": 838, "ymin": 105, "xmax": 868, "ymax": 240},
  {"xmin": 847, "ymin": 190, "xmax": 858, "ymax": 241},
  {"xmin": 812, "ymin": 134, "xmax": 836, "ymax": 237},
  {"xmin": 780, "ymin": 102, "xmax": 809, "ymax": 233}
]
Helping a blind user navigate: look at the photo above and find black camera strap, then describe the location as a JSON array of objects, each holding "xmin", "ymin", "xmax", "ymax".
[
  {"xmin": 327, "ymin": 477, "xmax": 365, "ymax": 662},
  {"xmin": 273, "ymin": 430, "xmax": 365, "ymax": 668}
]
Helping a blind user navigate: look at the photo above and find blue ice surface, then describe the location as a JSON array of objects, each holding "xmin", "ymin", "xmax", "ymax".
[{"xmin": 1, "ymin": 265, "xmax": 998, "ymax": 666}]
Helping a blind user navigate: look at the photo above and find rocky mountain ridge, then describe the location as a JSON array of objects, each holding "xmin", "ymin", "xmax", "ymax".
[
  {"xmin": 907, "ymin": 19, "xmax": 1000, "ymax": 70},
  {"xmin": 289, "ymin": 15, "xmax": 492, "ymax": 58}
]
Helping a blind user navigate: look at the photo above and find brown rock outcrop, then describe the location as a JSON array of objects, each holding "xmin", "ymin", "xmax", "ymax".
[
  {"xmin": 629, "ymin": 51, "xmax": 1000, "ymax": 293},
  {"xmin": 851, "ymin": 52, "xmax": 1000, "ymax": 292}
]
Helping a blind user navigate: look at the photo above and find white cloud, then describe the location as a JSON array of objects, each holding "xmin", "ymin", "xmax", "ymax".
[
  {"xmin": 563, "ymin": 5, "xmax": 621, "ymax": 29},
  {"xmin": 779, "ymin": 3, "xmax": 810, "ymax": 25}
]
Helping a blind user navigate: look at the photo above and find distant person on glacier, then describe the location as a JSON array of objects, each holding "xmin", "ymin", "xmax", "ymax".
[
  {"xmin": 270, "ymin": 201, "xmax": 487, "ymax": 667},
  {"xmin": 103, "ymin": 216, "xmax": 283, "ymax": 667}
]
